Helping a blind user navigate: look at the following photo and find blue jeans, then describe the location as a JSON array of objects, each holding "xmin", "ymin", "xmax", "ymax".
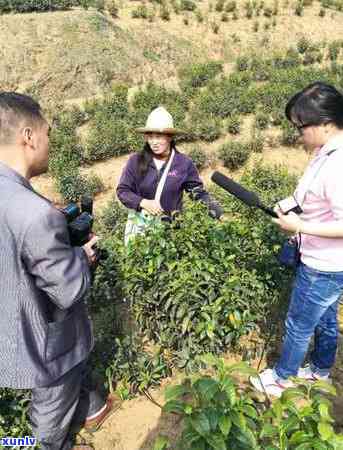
[{"xmin": 275, "ymin": 262, "xmax": 343, "ymax": 380}]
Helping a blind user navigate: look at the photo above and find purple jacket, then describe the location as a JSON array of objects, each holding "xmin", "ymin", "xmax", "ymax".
[{"xmin": 117, "ymin": 150, "xmax": 222, "ymax": 217}]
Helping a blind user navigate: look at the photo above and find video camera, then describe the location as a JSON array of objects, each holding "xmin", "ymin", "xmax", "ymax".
[{"xmin": 61, "ymin": 196, "xmax": 94, "ymax": 247}]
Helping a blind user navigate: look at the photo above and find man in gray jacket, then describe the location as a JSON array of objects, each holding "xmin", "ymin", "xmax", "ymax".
[{"xmin": 0, "ymin": 93, "xmax": 112, "ymax": 449}]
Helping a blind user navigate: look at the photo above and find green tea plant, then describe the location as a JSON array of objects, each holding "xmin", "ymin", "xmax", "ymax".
[
  {"xmin": 162, "ymin": 357, "xmax": 260, "ymax": 450},
  {"xmin": 178, "ymin": 61, "xmax": 223, "ymax": 95},
  {"xmin": 132, "ymin": 4, "xmax": 149, "ymax": 18},
  {"xmin": 219, "ymin": 142, "xmax": 251, "ymax": 170},
  {"xmin": 110, "ymin": 163, "xmax": 295, "ymax": 370},
  {"xmin": 0, "ymin": 389, "xmax": 32, "ymax": 438},
  {"xmin": 156, "ymin": 355, "xmax": 343, "ymax": 449},
  {"xmin": 188, "ymin": 146, "xmax": 209, "ymax": 170},
  {"xmin": 180, "ymin": 0, "xmax": 197, "ymax": 10},
  {"xmin": 227, "ymin": 114, "xmax": 241, "ymax": 134}
]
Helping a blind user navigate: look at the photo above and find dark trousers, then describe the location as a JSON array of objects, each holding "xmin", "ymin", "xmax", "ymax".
[{"xmin": 30, "ymin": 361, "xmax": 105, "ymax": 450}]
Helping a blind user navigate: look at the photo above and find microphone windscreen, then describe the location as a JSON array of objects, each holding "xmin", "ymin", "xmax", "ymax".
[{"xmin": 211, "ymin": 171, "xmax": 260, "ymax": 207}]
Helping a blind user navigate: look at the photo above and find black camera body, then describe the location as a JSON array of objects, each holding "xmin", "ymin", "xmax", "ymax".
[{"xmin": 61, "ymin": 196, "xmax": 94, "ymax": 247}]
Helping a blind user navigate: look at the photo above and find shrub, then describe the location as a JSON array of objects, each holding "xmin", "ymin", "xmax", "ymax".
[
  {"xmin": 221, "ymin": 12, "xmax": 229, "ymax": 21},
  {"xmin": 107, "ymin": 0, "xmax": 119, "ymax": 17},
  {"xmin": 294, "ymin": 0, "xmax": 304, "ymax": 15},
  {"xmin": 195, "ymin": 10, "xmax": 204, "ymax": 21},
  {"xmin": 56, "ymin": 169, "xmax": 104, "ymax": 202},
  {"xmin": 219, "ymin": 142, "xmax": 250, "ymax": 170},
  {"xmin": 158, "ymin": 356, "xmax": 343, "ymax": 449},
  {"xmin": 178, "ymin": 61, "xmax": 223, "ymax": 92},
  {"xmin": 185, "ymin": 113, "xmax": 222, "ymax": 142},
  {"xmin": 227, "ymin": 114, "xmax": 241, "ymax": 134},
  {"xmin": 255, "ymin": 111, "xmax": 269, "ymax": 129},
  {"xmin": 236, "ymin": 56, "xmax": 249, "ymax": 71},
  {"xmin": 193, "ymin": 75, "xmax": 253, "ymax": 119},
  {"xmin": 160, "ymin": 3, "xmax": 171, "ymax": 20},
  {"xmin": 215, "ymin": 0, "xmax": 225, "ymax": 11},
  {"xmin": 104, "ymin": 335, "xmax": 172, "ymax": 395},
  {"xmin": 297, "ymin": 36, "xmax": 310, "ymax": 54},
  {"xmin": 253, "ymin": 20, "xmax": 259, "ymax": 31},
  {"xmin": 132, "ymin": 4, "xmax": 148, "ymax": 18},
  {"xmin": 328, "ymin": 41, "xmax": 341, "ymax": 61},
  {"xmin": 0, "ymin": 0, "xmax": 75, "ymax": 13},
  {"xmin": 245, "ymin": 1, "xmax": 254, "ymax": 17},
  {"xmin": 263, "ymin": 5, "xmax": 272, "ymax": 16},
  {"xmin": 280, "ymin": 120, "xmax": 299, "ymax": 146},
  {"xmin": 84, "ymin": 116, "xmax": 134, "ymax": 161},
  {"xmin": 180, "ymin": 0, "xmax": 197, "ymax": 10},
  {"xmin": 249, "ymin": 129, "xmax": 265, "ymax": 152},
  {"xmin": 211, "ymin": 22, "xmax": 219, "ymax": 33},
  {"xmin": 188, "ymin": 146, "xmax": 209, "ymax": 170},
  {"xmin": 225, "ymin": 0, "xmax": 236, "ymax": 11},
  {"xmin": 48, "ymin": 111, "xmax": 83, "ymax": 179},
  {"xmin": 319, "ymin": 7, "xmax": 326, "ymax": 15},
  {"xmin": 114, "ymin": 163, "xmax": 295, "ymax": 369},
  {"xmin": 0, "ymin": 389, "xmax": 32, "ymax": 438}
]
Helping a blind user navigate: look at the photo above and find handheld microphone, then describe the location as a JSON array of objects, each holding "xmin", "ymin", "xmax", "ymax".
[{"xmin": 211, "ymin": 171, "xmax": 278, "ymax": 218}]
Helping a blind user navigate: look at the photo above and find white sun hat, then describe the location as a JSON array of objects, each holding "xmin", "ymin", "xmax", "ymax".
[{"xmin": 136, "ymin": 106, "xmax": 183, "ymax": 134}]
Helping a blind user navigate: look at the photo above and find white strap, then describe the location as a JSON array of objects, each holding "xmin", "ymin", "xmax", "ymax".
[{"xmin": 154, "ymin": 149, "xmax": 175, "ymax": 203}]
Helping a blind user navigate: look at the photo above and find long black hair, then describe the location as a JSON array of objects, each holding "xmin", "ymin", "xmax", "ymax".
[
  {"xmin": 285, "ymin": 81, "xmax": 343, "ymax": 129},
  {"xmin": 137, "ymin": 139, "xmax": 177, "ymax": 178}
]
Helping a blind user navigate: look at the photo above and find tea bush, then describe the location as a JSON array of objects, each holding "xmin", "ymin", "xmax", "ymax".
[
  {"xmin": 249, "ymin": 129, "xmax": 265, "ymax": 152},
  {"xmin": 180, "ymin": 0, "xmax": 197, "ymax": 10},
  {"xmin": 280, "ymin": 119, "xmax": 299, "ymax": 146},
  {"xmin": 188, "ymin": 146, "xmax": 209, "ymax": 170},
  {"xmin": 0, "ymin": 0, "xmax": 73, "ymax": 13},
  {"xmin": 132, "ymin": 4, "xmax": 148, "ymax": 19},
  {"xmin": 227, "ymin": 114, "xmax": 241, "ymax": 135},
  {"xmin": 225, "ymin": 0, "xmax": 236, "ymax": 11},
  {"xmin": 0, "ymin": 389, "xmax": 32, "ymax": 438},
  {"xmin": 84, "ymin": 85, "xmax": 140, "ymax": 161},
  {"xmin": 219, "ymin": 142, "xmax": 251, "ymax": 170},
  {"xmin": 106, "ymin": 163, "xmax": 295, "ymax": 370},
  {"xmin": 178, "ymin": 61, "xmax": 223, "ymax": 95},
  {"xmin": 157, "ymin": 356, "xmax": 343, "ymax": 449},
  {"xmin": 193, "ymin": 74, "xmax": 253, "ymax": 119},
  {"xmin": 184, "ymin": 111, "xmax": 222, "ymax": 142}
]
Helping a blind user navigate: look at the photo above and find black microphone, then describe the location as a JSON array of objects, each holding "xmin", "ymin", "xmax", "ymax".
[{"xmin": 211, "ymin": 171, "xmax": 278, "ymax": 218}]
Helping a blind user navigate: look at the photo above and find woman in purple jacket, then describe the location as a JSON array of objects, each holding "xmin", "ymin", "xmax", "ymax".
[{"xmin": 117, "ymin": 107, "xmax": 222, "ymax": 242}]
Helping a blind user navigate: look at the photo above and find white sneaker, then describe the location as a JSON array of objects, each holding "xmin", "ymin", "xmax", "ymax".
[
  {"xmin": 250, "ymin": 368, "xmax": 294, "ymax": 398},
  {"xmin": 297, "ymin": 365, "xmax": 331, "ymax": 383}
]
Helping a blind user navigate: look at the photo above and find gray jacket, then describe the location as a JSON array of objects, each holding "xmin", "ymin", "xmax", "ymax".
[{"xmin": 0, "ymin": 162, "xmax": 93, "ymax": 388}]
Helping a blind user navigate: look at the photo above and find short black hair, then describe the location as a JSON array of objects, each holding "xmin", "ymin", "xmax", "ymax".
[
  {"xmin": 0, "ymin": 92, "xmax": 45, "ymax": 145},
  {"xmin": 285, "ymin": 82, "xmax": 343, "ymax": 129}
]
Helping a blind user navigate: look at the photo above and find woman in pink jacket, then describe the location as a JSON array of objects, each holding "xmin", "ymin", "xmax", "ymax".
[{"xmin": 251, "ymin": 82, "xmax": 343, "ymax": 397}]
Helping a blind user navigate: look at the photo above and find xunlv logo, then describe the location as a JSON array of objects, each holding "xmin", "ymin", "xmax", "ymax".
[{"xmin": 0, "ymin": 436, "xmax": 36, "ymax": 447}]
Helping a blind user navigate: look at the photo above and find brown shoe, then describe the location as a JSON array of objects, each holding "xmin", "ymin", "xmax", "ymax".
[{"xmin": 83, "ymin": 394, "xmax": 122, "ymax": 432}]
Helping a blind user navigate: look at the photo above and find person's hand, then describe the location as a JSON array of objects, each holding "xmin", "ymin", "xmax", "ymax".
[
  {"xmin": 272, "ymin": 206, "xmax": 303, "ymax": 234},
  {"xmin": 140, "ymin": 199, "xmax": 163, "ymax": 216},
  {"xmin": 83, "ymin": 235, "xmax": 100, "ymax": 265}
]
